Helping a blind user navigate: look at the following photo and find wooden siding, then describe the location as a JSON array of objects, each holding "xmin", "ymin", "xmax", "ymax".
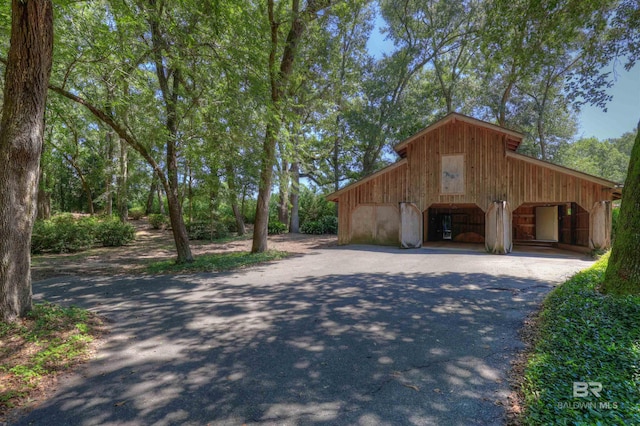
[
  {"xmin": 405, "ymin": 120, "xmax": 509, "ymax": 212},
  {"xmin": 332, "ymin": 117, "xmax": 615, "ymax": 245},
  {"xmin": 336, "ymin": 162, "xmax": 409, "ymax": 244},
  {"xmin": 507, "ymin": 156, "xmax": 610, "ymax": 211}
]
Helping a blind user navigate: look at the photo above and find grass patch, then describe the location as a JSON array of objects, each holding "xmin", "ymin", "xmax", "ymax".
[
  {"xmin": 522, "ymin": 252, "xmax": 640, "ymax": 424},
  {"xmin": 147, "ymin": 250, "xmax": 289, "ymax": 274},
  {"xmin": 0, "ymin": 303, "xmax": 103, "ymax": 416}
]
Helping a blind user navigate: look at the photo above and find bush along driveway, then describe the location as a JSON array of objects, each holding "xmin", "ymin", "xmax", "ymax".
[
  {"xmin": 16, "ymin": 246, "xmax": 593, "ymax": 425},
  {"xmin": 522, "ymin": 252, "xmax": 640, "ymax": 425}
]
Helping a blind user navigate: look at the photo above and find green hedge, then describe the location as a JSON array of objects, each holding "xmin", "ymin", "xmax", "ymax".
[
  {"xmin": 300, "ymin": 215, "xmax": 338, "ymax": 235},
  {"xmin": 267, "ymin": 221, "xmax": 287, "ymax": 235},
  {"xmin": 31, "ymin": 214, "xmax": 135, "ymax": 254},
  {"xmin": 185, "ymin": 220, "xmax": 230, "ymax": 240},
  {"xmin": 148, "ymin": 214, "xmax": 168, "ymax": 230}
]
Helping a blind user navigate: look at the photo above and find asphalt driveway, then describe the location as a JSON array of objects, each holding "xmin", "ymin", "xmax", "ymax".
[{"xmin": 14, "ymin": 246, "xmax": 592, "ymax": 425}]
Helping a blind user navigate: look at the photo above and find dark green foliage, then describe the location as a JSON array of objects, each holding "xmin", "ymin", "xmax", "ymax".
[
  {"xmin": 185, "ymin": 220, "xmax": 230, "ymax": 240},
  {"xmin": 243, "ymin": 199, "xmax": 257, "ymax": 225},
  {"xmin": 95, "ymin": 219, "xmax": 135, "ymax": 247},
  {"xmin": 128, "ymin": 207, "xmax": 144, "ymax": 220},
  {"xmin": 31, "ymin": 214, "xmax": 136, "ymax": 253},
  {"xmin": 31, "ymin": 214, "xmax": 96, "ymax": 254},
  {"xmin": 299, "ymin": 187, "xmax": 335, "ymax": 226},
  {"xmin": 148, "ymin": 214, "xmax": 168, "ymax": 230},
  {"xmin": 267, "ymin": 221, "xmax": 287, "ymax": 235},
  {"xmin": 300, "ymin": 215, "xmax": 338, "ymax": 235},
  {"xmin": 523, "ymin": 254, "xmax": 640, "ymax": 424}
]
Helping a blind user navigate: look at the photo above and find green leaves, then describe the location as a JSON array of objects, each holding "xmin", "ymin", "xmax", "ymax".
[{"xmin": 523, "ymin": 253, "xmax": 640, "ymax": 424}]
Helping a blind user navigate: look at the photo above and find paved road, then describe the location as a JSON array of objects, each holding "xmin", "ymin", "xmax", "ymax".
[{"xmin": 14, "ymin": 246, "xmax": 592, "ymax": 426}]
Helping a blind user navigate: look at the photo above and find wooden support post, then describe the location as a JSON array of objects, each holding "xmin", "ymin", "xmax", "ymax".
[{"xmin": 485, "ymin": 201, "xmax": 512, "ymax": 254}]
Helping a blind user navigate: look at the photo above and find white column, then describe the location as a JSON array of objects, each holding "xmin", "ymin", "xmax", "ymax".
[
  {"xmin": 485, "ymin": 201, "xmax": 512, "ymax": 254},
  {"xmin": 589, "ymin": 201, "xmax": 612, "ymax": 250}
]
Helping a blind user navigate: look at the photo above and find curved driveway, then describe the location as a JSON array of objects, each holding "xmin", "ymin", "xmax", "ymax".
[{"xmin": 15, "ymin": 246, "xmax": 592, "ymax": 426}]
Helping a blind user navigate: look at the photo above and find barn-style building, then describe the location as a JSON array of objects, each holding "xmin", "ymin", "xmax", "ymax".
[{"xmin": 327, "ymin": 113, "xmax": 621, "ymax": 253}]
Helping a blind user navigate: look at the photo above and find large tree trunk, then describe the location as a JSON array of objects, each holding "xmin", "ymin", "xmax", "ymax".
[
  {"xmin": 253, "ymin": 124, "xmax": 278, "ymax": 253},
  {"xmin": 603, "ymin": 124, "xmax": 640, "ymax": 295},
  {"xmin": 0, "ymin": 0, "xmax": 53, "ymax": 322}
]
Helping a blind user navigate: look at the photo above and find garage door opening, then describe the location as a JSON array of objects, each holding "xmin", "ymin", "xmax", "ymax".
[
  {"xmin": 513, "ymin": 203, "xmax": 590, "ymax": 248},
  {"xmin": 424, "ymin": 204, "xmax": 485, "ymax": 243}
]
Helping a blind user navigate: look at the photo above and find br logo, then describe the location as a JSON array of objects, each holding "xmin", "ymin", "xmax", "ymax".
[{"xmin": 573, "ymin": 382, "xmax": 602, "ymax": 398}]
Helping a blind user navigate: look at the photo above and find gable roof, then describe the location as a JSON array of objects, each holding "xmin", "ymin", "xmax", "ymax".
[{"xmin": 394, "ymin": 112, "xmax": 524, "ymax": 158}]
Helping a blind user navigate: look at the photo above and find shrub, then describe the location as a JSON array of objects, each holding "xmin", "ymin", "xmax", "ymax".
[
  {"xmin": 268, "ymin": 221, "xmax": 287, "ymax": 235},
  {"xmin": 301, "ymin": 215, "xmax": 338, "ymax": 235},
  {"xmin": 95, "ymin": 219, "xmax": 135, "ymax": 247},
  {"xmin": 220, "ymin": 214, "xmax": 240, "ymax": 234},
  {"xmin": 31, "ymin": 220, "xmax": 54, "ymax": 254},
  {"xmin": 186, "ymin": 220, "xmax": 230, "ymax": 240},
  {"xmin": 31, "ymin": 214, "xmax": 135, "ymax": 254},
  {"xmin": 128, "ymin": 207, "xmax": 144, "ymax": 220},
  {"xmin": 148, "ymin": 214, "xmax": 168, "ymax": 230},
  {"xmin": 49, "ymin": 214, "xmax": 96, "ymax": 253},
  {"xmin": 299, "ymin": 187, "xmax": 335, "ymax": 225}
]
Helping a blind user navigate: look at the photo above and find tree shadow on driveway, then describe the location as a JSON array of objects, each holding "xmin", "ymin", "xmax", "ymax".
[{"xmin": 15, "ymin": 264, "xmax": 560, "ymax": 426}]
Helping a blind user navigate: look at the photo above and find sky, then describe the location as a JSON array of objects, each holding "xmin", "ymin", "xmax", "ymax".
[{"xmin": 366, "ymin": 15, "xmax": 639, "ymax": 141}]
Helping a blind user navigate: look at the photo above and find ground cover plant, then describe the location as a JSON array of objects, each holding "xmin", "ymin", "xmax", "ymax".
[
  {"xmin": 522, "ymin": 252, "xmax": 640, "ymax": 424},
  {"xmin": 0, "ymin": 303, "xmax": 103, "ymax": 417},
  {"xmin": 147, "ymin": 250, "xmax": 289, "ymax": 274}
]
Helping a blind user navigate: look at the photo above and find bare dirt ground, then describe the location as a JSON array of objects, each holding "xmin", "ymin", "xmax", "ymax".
[{"xmin": 31, "ymin": 219, "xmax": 337, "ymax": 281}]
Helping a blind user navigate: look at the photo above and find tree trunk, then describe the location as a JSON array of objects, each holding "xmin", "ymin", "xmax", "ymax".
[
  {"xmin": 157, "ymin": 182, "xmax": 166, "ymax": 215},
  {"xmin": 289, "ymin": 161, "xmax": 300, "ymax": 233},
  {"xmin": 252, "ymin": 0, "xmax": 324, "ymax": 252},
  {"xmin": 37, "ymin": 166, "xmax": 51, "ymax": 220},
  {"xmin": 603, "ymin": 124, "xmax": 640, "ymax": 295},
  {"xmin": 277, "ymin": 159, "xmax": 289, "ymax": 225},
  {"xmin": 116, "ymin": 138, "xmax": 128, "ymax": 222},
  {"xmin": 0, "ymin": 0, "xmax": 53, "ymax": 322},
  {"xmin": 148, "ymin": 12, "xmax": 193, "ymax": 263},
  {"xmin": 252, "ymin": 124, "xmax": 277, "ymax": 253},
  {"xmin": 225, "ymin": 162, "xmax": 245, "ymax": 236},
  {"xmin": 146, "ymin": 174, "xmax": 158, "ymax": 215},
  {"xmin": 104, "ymin": 130, "xmax": 114, "ymax": 216}
]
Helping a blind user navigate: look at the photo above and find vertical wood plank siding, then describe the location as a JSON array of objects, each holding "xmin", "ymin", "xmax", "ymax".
[
  {"xmin": 337, "ymin": 162, "xmax": 409, "ymax": 244},
  {"xmin": 334, "ymin": 119, "xmax": 614, "ymax": 245}
]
